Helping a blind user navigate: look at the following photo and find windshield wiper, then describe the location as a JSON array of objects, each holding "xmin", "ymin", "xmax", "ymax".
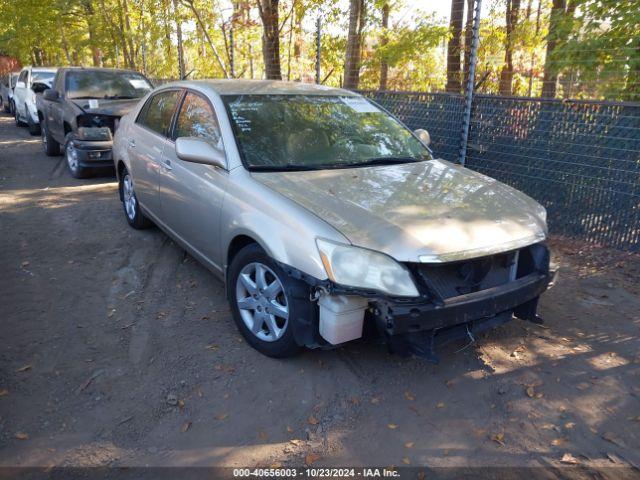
[
  {"xmin": 248, "ymin": 164, "xmax": 321, "ymax": 172},
  {"xmin": 103, "ymin": 95, "xmax": 137, "ymax": 99},
  {"xmin": 327, "ymin": 156, "xmax": 422, "ymax": 169}
]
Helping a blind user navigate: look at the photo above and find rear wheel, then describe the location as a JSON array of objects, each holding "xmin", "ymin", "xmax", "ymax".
[
  {"xmin": 228, "ymin": 244, "xmax": 305, "ymax": 358},
  {"xmin": 41, "ymin": 122, "xmax": 60, "ymax": 156},
  {"xmin": 119, "ymin": 168, "xmax": 152, "ymax": 229}
]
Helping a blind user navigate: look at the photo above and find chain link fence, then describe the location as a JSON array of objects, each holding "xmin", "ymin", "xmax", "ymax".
[{"xmin": 361, "ymin": 90, "xmax": 640, "ymax": 251}]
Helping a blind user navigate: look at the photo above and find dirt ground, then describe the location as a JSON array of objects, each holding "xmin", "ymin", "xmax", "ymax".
[{"xmin": 1, "ymin": 112, "xmax": 639, "ymax": 476}]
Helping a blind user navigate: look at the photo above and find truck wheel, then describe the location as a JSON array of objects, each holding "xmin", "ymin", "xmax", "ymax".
[
  {"xmin": 119, "ymin": 168, "xmax": 153, "ymax": 229},
  {"xmin": 65, "ymin": 135, "xmax": 89, "ymax": 179},
  {"xmin": 41, "ymin": 123, "xmax": 60, "ymax": 156},
  {"xmin": 27, "ymin": 114, "xmax": 41, "ymax": 135},
  {"xmin": 227, "ymin": 243, "xmax": 305, "ymax": 358}
]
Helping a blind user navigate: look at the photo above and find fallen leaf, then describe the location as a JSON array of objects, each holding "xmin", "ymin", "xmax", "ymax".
[
  {"xmin": 404, "ymin": 442, "xmax": 414, "ymax": 449},
  {"xmin": 21, "ymin": 261, "xmax": 30, "ymax": 267},
  {"xmin": 0, "ymin": 389, "xmax": 8, "ymax": 397},
  {"xmin": 402, "ymin": 457, "xmax": 411, "ymax": 465},
  {"xmin": 551, "ymin": 438, "xmax": 566, "ymax": 447},
  {"xmin": 370, "ymin": 396, "xmax": 380, "ymax": 404},
  {"xmin": 560, "ymin": 453, "xmax": 579, "ymax": 464},
  {"xmin": 526, "ymin": 386, "xmax": 535, "ymax": 398},
  {"xmin": 417, "ymin": 472, "xmax": 426, "ymax": 480},
  {"xmin": 258, "ymin": 430, "xmax": 268, "ymax": 440},
  {"xmin": 205, "ymin": 344, "xmax": 219, "ymax": 351},
  {"xmin": 436, "ymin": 402, "xmax": 445, "ymax": 409},
  {"xmin": 270, "ymin": 462, "xmax": 283, "ymax": 468},
  {"xmin": 387, "ymin": 423, "xmax": 398, "ymax": 430},
  {"xmin": 606, "ymin": 452, "xmax": 623, "ymax": 464},
  {"xmin": 492, "ymin": 432, "xmax": 505, "ymax": 446},
  {"xmin": 564, "ymin": 422, "xmax": 576, "ymax": 430},
  {"xmin": 307, "ymin": 415, "xmax": 319, "ymax": 425},
  {"xmin": 576, "ymin": 382, "xmax": 590, "ymax": 390},
  {"xmin": 178, "ymin": 399, "xmax": 185, "ymax": 410},
  {"xmin": 14, "ymin": 432, "xmax": 29, "ymax": 440},
  {"xmin": 180, "ymin": 421, "xmax": 192, "ymax": 433},
  {"xmin": 286, "ymin": 426, "xmax": 294, "ymax": 433},
  {"xmin": 215, "ymin": 413, "xmax": 228, "ymax": 421},
  {"xmin": 404, "ymin": 391, "xmax": 415, "ymax": 401},
  {"xmin": 16, "ymin": 365, "xmax": 32, "ymax": 373},
  {"xmin": 349, "ymin": 396, "xmax": 360, "ymax": 406},
  {"xmin": 107, "ymin": 309, "xmax": 116, "ymax": 318},
  {"xmin": 290, "ymin": 439, "xmax": 303, "ymax": 446},
  {"xmin": 305, "ymin": 453, "xmax": 321, "ymax": 465}
]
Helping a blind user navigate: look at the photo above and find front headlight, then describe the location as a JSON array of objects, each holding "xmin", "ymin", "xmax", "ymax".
[{"xmin": 316, "ymin": 239, "xmax": 419, "ymax": 297}]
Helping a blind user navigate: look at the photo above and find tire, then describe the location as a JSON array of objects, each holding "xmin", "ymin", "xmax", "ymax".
[
  {"xmin": 27, "ymin": 114, "xmax": 41, "ymax": 135},
  {"xmin": 14, "ymin": 105, "xmax": 25, "ymax": 126},
  {"xmin": 227, "ymin": 244, "xmax": 306, "ymax": 358},
  {"xmin": 10, "ymin": 100, "xmax": 15, "ymax": 116},
  {"xmin": 119, "ymin": 168, "xmax": 153, "ymax": 229},
  {"xmin": 41, "ymin": 122, "xmax": 60, "ymax": 156},
  {"xmin": 64, "ymin": 134, "xmax": 89, "ymax": 179}
]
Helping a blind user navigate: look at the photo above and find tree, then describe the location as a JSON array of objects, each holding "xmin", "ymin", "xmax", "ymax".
[
  {"xmin": 446, "ymin": 0, "xmax": 464, "ymax": 93},
  {"xmin": 498, "ymin": 0, "xmax": 521, "ymax": 95},
  {"xmin": 343, "ymin": 0, "xmax": 365, "ymax": 89},
  {"xmin": 541, "ymin": 0, "xmax": 576, "ymax": 97},
  {"xmin": 378, "ymin": 1, "xmax": 389, "ymax": 90},
  {"xmin": 256, "ymin": 0, "xmax": 282, "ymax": 80}
]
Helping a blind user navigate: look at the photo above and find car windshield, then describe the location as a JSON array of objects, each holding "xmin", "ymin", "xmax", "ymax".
[
  {"xmin": 66, "ymin": 70, "xmax": 152, "ymax": 100},
  {"xmin": 222, "ymin": 94, "xmax": 432, "ymax": 170},
  {"xmin": 31, "ymin": 71, "xmax": 55, "ymax": 85}
]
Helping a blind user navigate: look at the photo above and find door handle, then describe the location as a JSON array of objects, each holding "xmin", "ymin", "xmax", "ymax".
[
  {"xmin": 163, "ymin": 159, "xmax": 172, "ymax": 171},
  {"xmin": 128, "ymin": 138, "xmax": 136, "ymax": 148}
]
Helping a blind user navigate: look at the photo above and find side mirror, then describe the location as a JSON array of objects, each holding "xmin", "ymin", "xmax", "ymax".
[
  {"xmin": 175, "ymin": 137, "xmax": 226, "ymax": 169},
  {"xmin": 16, "ymin": 81, "xmax": 26, "ymax": 89},
  {"xmin": 43, "ymin": 89, "xmax": 59, "ymax": 101},
  {"xmin": 32, "ymin": 82, "xmax": 50, "ymax": 94},
  {"xmin": 414, "ymin": 128, "xmax": 431, "ymax": 147}
]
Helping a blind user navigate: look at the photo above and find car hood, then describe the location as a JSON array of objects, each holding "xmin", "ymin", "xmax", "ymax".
[
  {"xmin": 70, "ymin": 98, "xmax": 140, "ymax": 117},
  {"xmin": 252, "ymin": 159, "xmax": 547, "ymax": 263}
]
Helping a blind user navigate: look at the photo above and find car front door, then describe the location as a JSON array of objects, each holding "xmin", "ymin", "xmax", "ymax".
[
  {"xmin": 127, "ymin": 89, "xmax": 183, "ymax": 218},
  {"xmin": 159, "ymin": 90, "xmax": 229, "ymax": 272}
]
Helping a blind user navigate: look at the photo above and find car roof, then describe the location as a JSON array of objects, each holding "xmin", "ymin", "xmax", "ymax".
[
  {"xmin": 28, "ymin": 67, "xmax": 58, "ymax": 72},
  {"xmin": 161, "ymin": 79, "xmax": 358, "ymax": 97}
]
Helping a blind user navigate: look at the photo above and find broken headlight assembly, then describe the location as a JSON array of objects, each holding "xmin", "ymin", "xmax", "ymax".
[{"xmin": 316, "ymin": 238, "xmax": 419, "ymax": 297}]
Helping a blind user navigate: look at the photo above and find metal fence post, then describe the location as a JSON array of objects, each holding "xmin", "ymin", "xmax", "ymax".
[
  {"xmin": 458, "ymin": 0, "xmax": 482, "ymax": 165},
  {"xmin": 315, "ymin": 17, "xmax": 322, "ymax": 84}
]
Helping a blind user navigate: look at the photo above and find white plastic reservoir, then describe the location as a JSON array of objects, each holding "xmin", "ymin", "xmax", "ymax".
[{"xmin": 318, "ymin": 295, "xmax": 368, "ymax": 345}]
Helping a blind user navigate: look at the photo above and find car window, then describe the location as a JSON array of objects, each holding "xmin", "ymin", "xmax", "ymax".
[
  {"xmin": 18, "ymin": 71, "xmax": 27, "ymax": 84},
  {"xmin": 174, "ymin": 92, "xmax": 222, "ymax": 148},
  {"xmin": 137, "ymin": 90, "xmax": 182, "ymax": 137}
]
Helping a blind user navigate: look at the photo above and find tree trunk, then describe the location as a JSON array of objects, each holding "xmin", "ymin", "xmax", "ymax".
[
  {"xmin": 343, "ymin": 0, "xmax": 364, "ymax": 89},
  {"xmin": 462, "ymin": 0, "xmax": 474, "ymax": 89},
  {"xmin": 446, "ymin": 0, "xmax": 464, "ymax": 93},
  {"xmin": 498, "ymin": 0, "xmax": 521, "ymax": 96},
  {"xmin": 541, "ymin": 0, "xmax": 566, "ymax": 98},
  {"xmin": 173, "ymin": 0, "xmax": 185, "ymax": 79},
  {"xmin": 527, "ymin": 0, "xmax": 542, "ymax": 96},
  {"xmin": 378, "ymin": 2, "xmax": 389, "ymax": 90},
  {"xmin": 257, "ymin": 0, "xmax": 282, "ymax": 80}
]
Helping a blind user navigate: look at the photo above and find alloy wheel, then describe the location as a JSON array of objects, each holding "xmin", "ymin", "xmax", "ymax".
[
  {"xmin": 122, "ymin": 174, "xmax": 137, "ymax": 221},
  {"xmin": 235, "ymin": 262, "xmax": 289, "ymax": 342},
  {"xmin": 66, "ymin": 141, "xmax": 78, "ymax": 172}
]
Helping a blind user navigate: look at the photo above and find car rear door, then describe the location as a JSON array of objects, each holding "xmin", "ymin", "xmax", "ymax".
[
  {"xmin": 14, "ymin": 70, "xmax": 28, "ymax": 118},
  {"xmin": 158, "ymin": 90, "xmax": 229, "ymax": 271},
  {"xmin": 126, "ymin": 89, "xmax": 183, "ymax": 218}
]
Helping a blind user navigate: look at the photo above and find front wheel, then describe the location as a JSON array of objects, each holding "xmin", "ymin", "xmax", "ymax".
[
  {"xmin": 119, "ymin": 168, "xmax": 152, "ymax": 229},
  {"xmin": 65, "ymin": 135, "xmax": 89, "ymax": 178},
  {"xmin": 27, "ymin": 114, "xmax": 40, "ymax": 135},
  {"xmin": 228, "ymin": 244, "xmax": 307, "ymax": 358}
]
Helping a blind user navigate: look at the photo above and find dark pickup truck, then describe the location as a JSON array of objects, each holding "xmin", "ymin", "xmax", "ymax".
[{"xmin": 37, "ymin": 67, "xmax": 153, "ymax": 178}]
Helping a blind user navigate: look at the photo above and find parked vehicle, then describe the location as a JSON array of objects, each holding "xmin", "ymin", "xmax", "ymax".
[
  {"xmin": 13, "ymin": 66, "xmax": 57, "ymax": 134},
  {"xmin": 37, "ymin": 67, "xmax": 153, "ymax": 178},
  {"xmin": 113, "ymin": 80, "xmax": 555, "ymax": 360},
  {"xmin": 1, "ymin": 72, "xmax": 19, "ymax": 114}
]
